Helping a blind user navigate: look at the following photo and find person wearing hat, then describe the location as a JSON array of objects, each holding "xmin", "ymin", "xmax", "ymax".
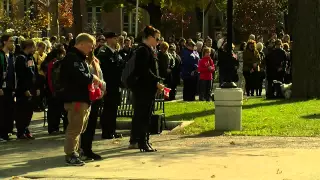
[
  {"xmin": 94, "ymin": 35, "xmax": 105, "ymax": 56},
  {"xmin": 181, "ymin": 40, "xmax": 200, "ymax": 101},
  {"xmin": 97, "ymin": 32, "xmax": 125, "ymax": 139}
]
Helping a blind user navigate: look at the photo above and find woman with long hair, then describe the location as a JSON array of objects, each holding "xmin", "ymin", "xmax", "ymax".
[
  {"xmin": 243, "ymin": 40, "xmax": 261, "ymax": 96},
  {"xmin": 42, "ymin": 44, "xmax": 68, "ymax": 134},
  {"xmin": 129, "ymin": 26, "xmax": 164, "ymax": 152},
  {"xmin": 80, "ymin": 48, "xmax": 106, "ymax": 160}
]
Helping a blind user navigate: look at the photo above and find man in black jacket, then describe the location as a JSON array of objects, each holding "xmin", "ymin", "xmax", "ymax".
[
  {"xmin": 265, "ymin": 39, "xmax": 287, "ymax": 99},
  {"xmin": 119, "ymin": 38, "xmax": 133, "ymax": 62},
  {"xmin": 15, "ymin": 39, "xmax": 40, "ymax": 140},
  {"xmin": 61, "ymin": 33, "xmax": 102, "ymax": 166},
  {"xmin": 98, "ymin": 32, "xmax": 125, "ymax": 139},
  {"xmin": 0, "ymin": 34, "xmax": 16, "ymax": 141}
]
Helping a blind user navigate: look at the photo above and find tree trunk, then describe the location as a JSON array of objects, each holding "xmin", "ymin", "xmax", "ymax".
[
  {"xmin": 195, "ymin": 7, "xmax": 203, "ymax": 33},
  {"xmin": 287, "ymin": 0, "xmax": 296, "ymax": 37},
  {"xmin": 73, "ymin": 0, "xmax": 83, "ymax": 35},
  {"xmin": 291, "ymin": 0, "xmax": 320, "ymax": 98},
  {"xmin": 144, "ymin": 3, "xmax": 162, "ymax": 29},
  {"xmin": 195, "ymin": 1, "xmax": 214, "ymax": 36}
]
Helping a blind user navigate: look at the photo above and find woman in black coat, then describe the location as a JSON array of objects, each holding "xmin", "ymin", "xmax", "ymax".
[{"xmin": 129, "ymin": 26, "xmax": 164, "ymax": 152}]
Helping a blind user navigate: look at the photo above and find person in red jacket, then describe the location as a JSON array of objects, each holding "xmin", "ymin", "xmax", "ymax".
[{"xmin": 198, "ymin": 47, "xmax": 215, "ymax": 101}]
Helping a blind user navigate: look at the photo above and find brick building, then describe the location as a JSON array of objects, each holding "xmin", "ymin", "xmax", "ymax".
[{"xmin": 1, "ymin": 0, "xmax": 224, "ymax": 40}]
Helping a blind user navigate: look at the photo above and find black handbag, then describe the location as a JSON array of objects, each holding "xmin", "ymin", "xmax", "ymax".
[{"xmin": 150, "ymin": 114, "xmax": 165, "ymax": 135}]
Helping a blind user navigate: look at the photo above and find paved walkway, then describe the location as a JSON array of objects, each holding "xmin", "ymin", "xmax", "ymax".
[{"xmin": 1, "ymin": 113, "xmax": 320, "ymax": 180}]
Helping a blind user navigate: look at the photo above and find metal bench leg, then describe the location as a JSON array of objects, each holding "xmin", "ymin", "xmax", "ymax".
[{"xmin": 43, "ymin": 110, "xmax": 47, "ymax": 127}]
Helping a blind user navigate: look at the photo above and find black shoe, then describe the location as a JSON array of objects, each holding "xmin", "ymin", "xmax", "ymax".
[
  {"xmin": 0, "ymin": 135, "xmax": 10, "ymax": 141},
  {"xmin": 101, "ymin": 134, "xmax": 115, "ymax": 139},
  {"xmin": 138, "ymin": 142, "xmax": 157, "ymax": 152},
  {"xmin": 66, "ymin": 153, "xmax": 85, "ymax": 166},
  {"xmin": 17, "ymin": 134, "xmax": 28, "ymax": 140},
  {"xmin": 128, "ymin": 143, "xmax": 139, "ymax": 149},
  {"xmin": 83, "ymin": 152, "xmax": 102, "ymax": 161},
  {"xmin": 114, "ymin": 133, "xmax": 123, "ymax": 139},
  {"xmin": 102, "ymin": 133, "xmax": 123, "ymax": 139},
  {"xmin": 49, "ymin": 131, "xmax": 64, "ymax": 135},
  {"xmin": 25, "ymin": 133, "xmax": 35, "ymax": 140}
]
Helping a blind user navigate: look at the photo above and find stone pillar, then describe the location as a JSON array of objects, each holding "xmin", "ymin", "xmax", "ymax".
[{"xmin": 214, "ymin": 88, "xmax": 243, "ymax": 131}]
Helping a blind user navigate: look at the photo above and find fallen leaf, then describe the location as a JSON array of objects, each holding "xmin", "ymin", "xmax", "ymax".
[
  {"xmin": 211, "ymin": 175, "xmax": 216, "ymax": 178},
  {"xmin": 112, "ymin": 140, "xmax": 120, "ymax": 144},
  {"xmin": 277, "ymin": 169, "xmax": 282, "ymax": 174},
  {"xmin": 95, "ymin": 165, "xmax": 100, "ymax": 167}
]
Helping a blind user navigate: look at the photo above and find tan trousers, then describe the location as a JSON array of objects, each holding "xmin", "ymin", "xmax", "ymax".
[{"xmin": 64, "ymin": 102, "xmax": 91, "ymax": 155}]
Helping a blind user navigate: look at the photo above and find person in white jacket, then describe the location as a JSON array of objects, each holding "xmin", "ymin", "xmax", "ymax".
[{"xmin": 80, "ymin": 50, "xmax": 106, "ymax": 161}]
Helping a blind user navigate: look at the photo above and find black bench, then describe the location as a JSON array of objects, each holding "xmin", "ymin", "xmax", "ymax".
[
  {"xmin": 115, "ymin": 88, "xmax": 165, "ymax": 117},
  {"xmin": 44, "ymin": 88, "xmax": 166, "ymax": 127}
]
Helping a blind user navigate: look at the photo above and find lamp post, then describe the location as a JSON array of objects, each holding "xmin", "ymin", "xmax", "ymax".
[
  {"xmin": 214, "ymin": 0, "xmax": 242, "ymax": 132},
  {"xmin": 221, "ymin": 0, "xmax": 237, "ymax": 88}
]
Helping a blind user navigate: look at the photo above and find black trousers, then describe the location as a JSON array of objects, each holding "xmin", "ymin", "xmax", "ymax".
[
  {"xmin": 81, "ymin": 99, "xmax": 102, "ymax": 154},
  {"xmin": 199, "ymin": 80, "xmax": 212, "ymax": 101},
  {"xmin": 266, "ymin": 71, "xmax": 284, "ymax": 98},
  {"xmin": 34, "ymin": 75, "xmax": 46, "ymax": 110},
  {"xmin": 15, "ymin": 96, "xmax": 34, "ymax": 136},
  {"xmin": 130, "ymin": 91, "xmax": 155, "ymax": 144},
  {"xmin": 183, "ymin": 77, "xmax": 198, "ymax": 101},
  {"xmin": 0, "ymin": 89, "xmax": 15, "ymax": 138},
  {"xmin": 100, "ymin": 89, "xmax": 120, "ymax": 135},
  {"xmin": 47, "ymin": 96, "xmax": 68, "ymax": 133},
  {"xmin": 243, "ymin": 71, "xmax": 254, "ymax": 96},
  {"xmin": 167, "ymin": 80, "xmax": 177, "ymax": 101}
]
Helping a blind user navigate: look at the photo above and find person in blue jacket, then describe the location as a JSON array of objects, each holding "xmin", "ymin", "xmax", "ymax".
[{"xmin": 181, "ymin": 41, "xmax": 200, "ymax": 101}]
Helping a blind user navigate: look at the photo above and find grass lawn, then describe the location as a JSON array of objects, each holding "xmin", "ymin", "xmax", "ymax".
[{"xmin": 165, "ymin": 98, "xmax": 320, "ymax": 136}]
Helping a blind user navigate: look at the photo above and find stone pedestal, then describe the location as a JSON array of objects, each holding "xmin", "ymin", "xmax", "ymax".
[{"xmin": 214, "ymin": 88, "xmax": 243, "ymax": 131}]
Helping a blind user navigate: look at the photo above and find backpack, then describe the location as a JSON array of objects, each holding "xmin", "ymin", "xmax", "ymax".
[
  {"xmin": 121, "ymin": 47, "xmax": 141, "ymax": 89},
  {"xmin": 50, "ymin": 60, "xmax": 65, "ymax": 97}
]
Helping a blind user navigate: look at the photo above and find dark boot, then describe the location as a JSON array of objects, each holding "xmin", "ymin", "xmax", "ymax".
[{"xmin": 138, "ymin": 133, "xmax": 157, "ymax": 152}]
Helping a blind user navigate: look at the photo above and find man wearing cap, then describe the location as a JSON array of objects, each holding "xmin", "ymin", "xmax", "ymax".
[{"xmin": 97, "ymin": 32, "xmax": 125, "ymax": 139}]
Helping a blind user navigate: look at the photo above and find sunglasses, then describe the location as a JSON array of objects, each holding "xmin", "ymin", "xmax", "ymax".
[{"xmin": 153, "ymin": 36, "xmax": 161, "ymax": 42}]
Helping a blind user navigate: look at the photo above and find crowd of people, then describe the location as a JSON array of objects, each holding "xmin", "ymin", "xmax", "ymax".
[{"xmin": 0, "ymin": 25, "xmax": 292, "ymax": 166}]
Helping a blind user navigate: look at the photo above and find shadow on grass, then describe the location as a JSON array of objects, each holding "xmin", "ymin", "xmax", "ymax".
[
  {"xmin": 301, "ymin": 114, "xmax": 320, "ymax": 120},
  {"xmin": 242, "ymin": 98, "xmax": 309, "ymax": 109},
  {"xmin": 166, "ymin": 109, "xmax": 214, "ymax": 121}
]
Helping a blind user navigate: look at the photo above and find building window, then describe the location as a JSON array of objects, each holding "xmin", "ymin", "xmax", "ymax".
[
  {"xmin": 4, "ymin": 0, "xmax": 12, "ymax": 17},
  {"xmin": 123, "ymin": 8, "xmax": 136, "ymax": 34},
  {"xmin": 87, "ymin": 6, "xmax": 102, "ymax": 34},
  {"xmin": 96, "ymin": 6, "xmax": 101, "ymax": 31}
]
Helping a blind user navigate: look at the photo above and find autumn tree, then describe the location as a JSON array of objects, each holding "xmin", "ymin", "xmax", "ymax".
[
  {"xmin": 233, "ymin": 0, "xmax": 284, "ymax": 35},
  {"xmin": 0, "ymin": 12, "xmax": 11, "ymax": 32},
  {"xmin": 161, "ymin": 9, "xmax": 192, "ymax": 37},
  {"xmin": 59, "ymin": 0, "xmax": 74, "ymax": 28},
  {"xmin": 0, "ymin": 2, "xmax": 49, "ymax": 37}
]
